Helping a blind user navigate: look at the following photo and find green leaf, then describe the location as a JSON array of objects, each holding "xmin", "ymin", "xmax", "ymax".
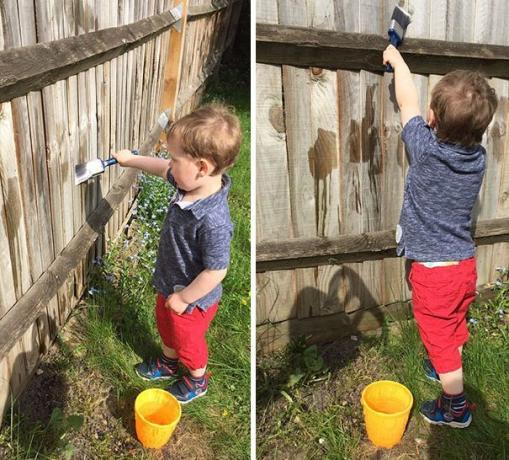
[
  {"xmin": 49, "ymin": 407, "xmax": 63, "ymax": 427},
  {"xmin": 66, "ymin": 415, "xmax": 84, "ymax": 431},
  {"xmin": 287, "ymin": 372, "xmax": 304, "ymax": 388},
  {"xmin": 280, "ymin": 390, "xmax": 294, "ymax": 403}
]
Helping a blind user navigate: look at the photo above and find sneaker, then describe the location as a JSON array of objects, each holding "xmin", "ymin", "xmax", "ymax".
[
  {"xmin": 135, "ymin": 357, "xmax": 179, "ymax": 381},
  {"xmin": 420, "ymin": 394, "xmax": 473, "ymax": 428},
  {"xmin": 423, "ymin": 358, "xmax": 440, "ymax": 383},
  {"xmin": 167, "ymin": 375, "xmax": 208, "ymax": 404}
]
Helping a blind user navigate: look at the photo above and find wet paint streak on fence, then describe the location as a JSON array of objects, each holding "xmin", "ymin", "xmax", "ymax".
[
  {"xmin": 256, "ymin": 0, "xmax": 509, "ymax": 352},
  {"xmin": 0, "ymin": 0, "xmax": 242, "ymax": 419}
]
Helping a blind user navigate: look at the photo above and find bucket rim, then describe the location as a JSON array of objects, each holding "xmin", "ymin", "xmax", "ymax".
[
  {"xmin": 361, "ymin": 380, "xmax": 413, "ymax": 417},
  {"xmin": 135, "ymin": 388, "xmax": 182, "ymax": 428}
]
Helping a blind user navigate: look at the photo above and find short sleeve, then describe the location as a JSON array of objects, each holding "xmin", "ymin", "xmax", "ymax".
[
  {"xmin": 401, "ymin": 115, "xmax": 435, "ymax": 164},
  {"xmin": 198, "ymin": 223, "xmax": 233, "ymax": 270},
  {"xmin": 166, "ymin": 168, "xmax": 177, "ymax": 188}
]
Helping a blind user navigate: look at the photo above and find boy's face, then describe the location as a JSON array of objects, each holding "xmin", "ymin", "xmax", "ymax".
[{"xmin": 166, "ymin": 134, "xmax": 214, "ymax": 192}]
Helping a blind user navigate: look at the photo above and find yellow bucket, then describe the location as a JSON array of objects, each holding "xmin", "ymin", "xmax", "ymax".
[
  {"xmin": 361, "ymin": 380, "xmax": 413, "ymax": 448},
  {"xmin": 135, "ymin": 388, "xmax": 181, "ymax": 448}
]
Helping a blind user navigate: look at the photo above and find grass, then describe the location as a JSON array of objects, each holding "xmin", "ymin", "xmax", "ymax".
[
  {"xmin": 0, "ymin": 64, "xmax": 250, "ymax": 459},
  {"xmin": 257, "ymin": 269, "xmax": 509, "ymax": 459}
]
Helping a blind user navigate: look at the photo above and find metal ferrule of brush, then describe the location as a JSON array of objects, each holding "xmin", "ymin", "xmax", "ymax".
[{"xmin": 389, "ymin": 20, "xmax": 404, "ymax": 44}]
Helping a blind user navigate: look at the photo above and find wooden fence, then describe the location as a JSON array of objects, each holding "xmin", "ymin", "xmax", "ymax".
[
  {"xmin": 256, "ymin": 0, "xmax": 509, "ymax": 352},
  {"xmin": 0, "ymin": 0, "xmax": 243, "ymax": 419}
]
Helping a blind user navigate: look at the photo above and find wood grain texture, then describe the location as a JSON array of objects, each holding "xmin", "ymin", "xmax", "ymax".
[
  {"xmin": 160, "ymin": 0, "xmax": 189, "ymax": 116},
  {"xmin": 0, "ymin": 7, "xmax": 181, "ymax": 103},
  {"xmin": 0, "ymin": 114, "xmax": 168, "ymax": 359},
  {"xmin": 257, "ymin": 301, "xmax": 411, "ymax": 353},
  {"xmin": 257, "ymin": 217, "xmax": 509, "ymax": 272},
  {"xmin": 256, "ymin": 23, "xmax": 509, "ymax": 78},
  {"xmin": 188, "ymin": 0, "xmax": 241, "ymax": 19}
]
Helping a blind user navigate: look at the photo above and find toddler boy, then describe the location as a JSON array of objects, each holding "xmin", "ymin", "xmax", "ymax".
[
  {"xmin": 113, "ymin": 103, "xmax": 241, "ymax": 403},
  {"xmin": 383, "ymin": 45, "xmax": 497, "ymax": 427}
]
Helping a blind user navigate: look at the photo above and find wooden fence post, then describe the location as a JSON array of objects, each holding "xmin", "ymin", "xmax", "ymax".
[{"xmin": 160, "ymin": 0, "xmax": 189, "ymax": 120}]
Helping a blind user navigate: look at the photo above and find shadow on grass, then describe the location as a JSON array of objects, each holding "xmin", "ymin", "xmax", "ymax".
[
  {"xmin": 257, "ymin": 266, "xmax": 389, "ymax": 413},
  {"xmin": 426, "ymin": 382, "xmax": 509, "ymax": 459},
  {"xmin": 1, "ymin": 336, "xmax": 71, "ymax": 458},
  {"xmin": 89, "ymin": 263, "xmax": 161, "ymax": 361}
]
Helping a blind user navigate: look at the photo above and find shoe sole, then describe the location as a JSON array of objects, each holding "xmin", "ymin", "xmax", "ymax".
[
  {"xmin": 420, "ymin": 412, "xmax": 472, "ymax": 428},
  {"xmin": 178, "ymin": 389, "xmax": 207, "ymax": 405}
]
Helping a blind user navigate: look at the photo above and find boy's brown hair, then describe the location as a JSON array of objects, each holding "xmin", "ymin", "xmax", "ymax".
[
  {"xmin": 430, "ymin": 70, "xmax": 497, "ymax": 148},
  {"xmin": 167, "ymin": 103, "xmax": 242, "ymax": 174}
]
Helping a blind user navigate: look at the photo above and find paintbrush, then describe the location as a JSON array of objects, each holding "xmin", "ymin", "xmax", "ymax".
[
  {"xmin": 74, "ymin": 149, "xmax": 139, "ymax": 185},
  {"xmin": 386, "ymin": 5, "xmax": 412, "ymax": 71}
]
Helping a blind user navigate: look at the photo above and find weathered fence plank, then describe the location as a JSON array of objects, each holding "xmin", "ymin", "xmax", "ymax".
[
  {"xmin": 256, "ymin": 23, "xmax": 509, "ymax": 78},
  {"xmin": 1, "ymin": 0, "xmax": 242, "ymax": 420},
  {"xmin": 0, "ymin": 8, "xmax": 181, "ymax": 103},
  {"xmin": 257, "ymin": 0, "xmax": 509, "ymax": 351}
]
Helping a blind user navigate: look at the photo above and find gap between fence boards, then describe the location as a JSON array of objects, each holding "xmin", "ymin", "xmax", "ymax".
[{"xmin": 0, "ymin": 109, "xmax": 170, "ymax": 359}]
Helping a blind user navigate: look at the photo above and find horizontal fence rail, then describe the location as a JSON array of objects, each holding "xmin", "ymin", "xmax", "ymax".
[
  {"xmin": 257, "ymin": 23, "xmax": 509, "ymax": 78},
  {"xmin": 188, "ymin": 0, "xmax": 241, "ymax": 19},
  {"xmin": 257, "ymin": 217, "xmax": 509, "ymax": 272},
  {"xmin": 0, "ymin": 9, "xmax": 181, "ymax": 104}
]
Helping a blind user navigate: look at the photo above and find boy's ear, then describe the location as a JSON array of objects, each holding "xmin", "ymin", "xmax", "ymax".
[
  {"xmin": 198, "ymin": 159, "xmax": 210, "ymax": 176},
  {"xmin": 428, "ymin": 108, "xmax": 437, "ymax": 128}
]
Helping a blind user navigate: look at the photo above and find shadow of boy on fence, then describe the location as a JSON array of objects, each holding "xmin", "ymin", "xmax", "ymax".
[{"xmin": 257, "ymin": 265, "xmax": 392, "ymax": 410}]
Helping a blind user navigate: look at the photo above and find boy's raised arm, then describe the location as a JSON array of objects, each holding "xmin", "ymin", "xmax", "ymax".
[
  {"xmin": 112, "ymin": 149, "xmax": 170, "ymax": 179},
  {"xmin": 383, "ymin": 45, "xmax": 420, "ymax": 127}
]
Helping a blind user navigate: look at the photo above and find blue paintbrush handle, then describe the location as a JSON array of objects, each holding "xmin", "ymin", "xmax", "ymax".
[
  {"xmin": 103, "ymin": 149, "xmax": 139, "ymax": 168},
  {"xmin": 386, "ymin": 32, "xmax": 402, "ymax": 72}
]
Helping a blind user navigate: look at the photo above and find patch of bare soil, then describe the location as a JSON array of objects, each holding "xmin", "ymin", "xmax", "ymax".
[
  {"xmin": 257, "ymin": 336, "xmax": 432, "ymax": 460},
  {"xmin": 11, "ymin": 308, "xmax": 217, "ymax": 459}
]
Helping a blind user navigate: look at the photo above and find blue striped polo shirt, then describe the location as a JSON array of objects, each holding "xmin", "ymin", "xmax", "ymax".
[
  {"xmin": 153, "ymin": 170, "xmax": 233, "ymax": 313},
  {"xmin": 397, "ymin": 116, "xmax": 486, "ymax": 262}
]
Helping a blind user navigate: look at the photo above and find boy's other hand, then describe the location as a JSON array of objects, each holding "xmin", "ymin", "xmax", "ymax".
[
  {"xmin": 111, "ymin": 149, "xmax": 133, "ymax": 166},
  {"xmin": 165, "ymin": 292, "xmax": 188, "ymax": 315},
  {"xmin": 383, "ymin": 45, "xmax": 405, "ymax": 69}
]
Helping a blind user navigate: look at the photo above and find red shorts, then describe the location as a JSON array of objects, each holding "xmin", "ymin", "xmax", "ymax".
[
  {"xmin": 155, "ymin": 294, "xmax": 218, "ymax": 371},
  {"xmin": 409, "ymin": 257, "xmax": 477, "ymax": 374}
]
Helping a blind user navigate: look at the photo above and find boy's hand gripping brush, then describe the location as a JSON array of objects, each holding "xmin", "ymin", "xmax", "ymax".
[
  {"xmin": 386, "ymin": 5, "xmax": 412, "ymax": 72},
  {"xmin": 74, "ymin": 149, "xmax": 139, "ymax": 185}
]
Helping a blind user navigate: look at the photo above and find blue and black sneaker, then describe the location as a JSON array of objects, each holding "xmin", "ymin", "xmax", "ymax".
[
  {"xmin": 167, "ymin": 374, "xmax": 208, "ymax": 404},
  {"xmin": 135, "ymin": 356, "xmax": 179, "ymax": 381},
  {"xmin": 420, "ymin": 392, "xmax": 473, "ymax": 428},
  {"xmin": 423, "ymin": 358, "xmax": 440, "ymax": 383}
]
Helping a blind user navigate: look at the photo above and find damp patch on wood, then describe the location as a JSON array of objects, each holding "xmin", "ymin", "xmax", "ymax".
[{"xmin": 308, "ymin": 128, "xmax": 338, "ymax": 179}]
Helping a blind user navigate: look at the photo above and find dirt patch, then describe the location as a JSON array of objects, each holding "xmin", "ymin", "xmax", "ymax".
[
  {"xmin": 257, "ymin": 336, "xmax": 434, "ymax": 460},
  {"xmin": 3, "ymin": 305, "xmax": 218, "ymax": 459}
]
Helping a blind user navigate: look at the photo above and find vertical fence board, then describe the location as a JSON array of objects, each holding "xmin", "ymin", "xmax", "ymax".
[
  {"xmin": 1, "ymin": 0, "xmax": 241, "ymax": 418},
  {"xmin": 257, "ymin": 0, "xmax": 509, "ymax": 348}
]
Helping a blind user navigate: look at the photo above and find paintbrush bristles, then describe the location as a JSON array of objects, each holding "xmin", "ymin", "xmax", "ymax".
[{"xmin": 391, "ymin": 6, "xmax": 411, "ymax": 29}]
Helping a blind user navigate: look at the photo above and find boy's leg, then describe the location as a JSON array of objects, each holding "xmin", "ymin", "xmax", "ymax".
[
  {"xmin": 135, "ymin": 294, "xmax": 179, "ymax": 380},
  {"xmin": 438, "ymin": 367, "xmax": 463, "ymax": 395},
  {"xmin": 410, "ymin": 259, "xmax": 476, "ymax": 427},
  {"xmin": 162, "ymin": 344, "xmax": 178, "ymax": 359},
  {"xmin": 166, "ymin": 303, "xmax": 218, "ymax": 403}
]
